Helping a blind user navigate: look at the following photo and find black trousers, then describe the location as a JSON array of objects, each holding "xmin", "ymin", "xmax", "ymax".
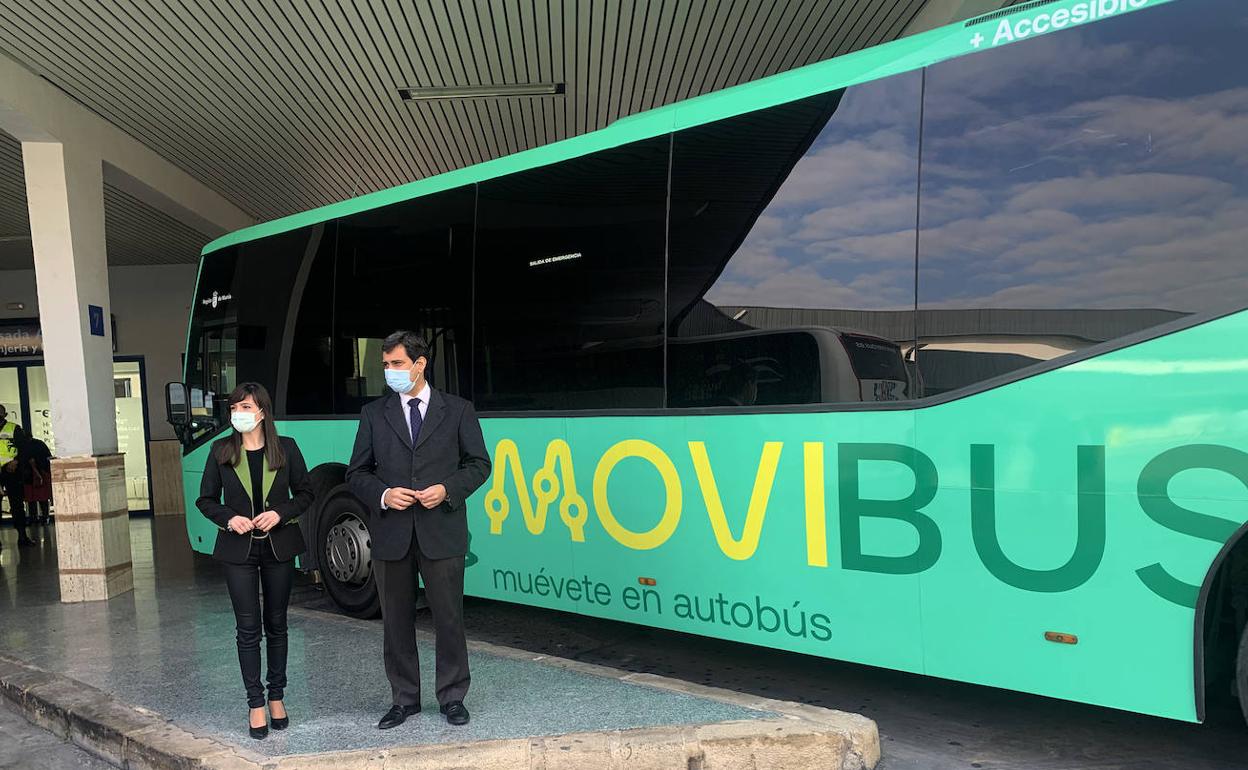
[
  {"xmin": 222, "ymin": 539, "xmax": 295, "ymax": 709},
  {"xmin": 1, "ymin": 474, "xmax": 26, "ymax": 539},
  {"xmin": 374, "ymin": 538, "xmax": 469, "ymax": 708},
  {"xmin": 27, "ymin": 499, "xmax": 48, "ymax": 523}
]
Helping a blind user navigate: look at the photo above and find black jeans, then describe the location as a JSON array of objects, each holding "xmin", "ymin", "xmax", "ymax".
[
  {"xmin": 27, "ymin": 500, "xmax": 48, "ymax": 523},
  {"xmin": 222, "ymin": 539, "xmax": 295, "ymax": 709},
  {"xmin": 1, "ymin": 475, "xmax": 26, "ymax": 539}
]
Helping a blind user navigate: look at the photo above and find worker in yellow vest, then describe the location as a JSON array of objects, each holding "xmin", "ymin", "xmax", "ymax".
[{"xmin": 0, "ymin": 404, "xmax": 33, "ymax": 548}]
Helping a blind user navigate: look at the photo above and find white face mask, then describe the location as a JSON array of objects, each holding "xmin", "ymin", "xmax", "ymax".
[{"xmin": 231, "ymin": 411, "xmax": 260, "ymax": 434}]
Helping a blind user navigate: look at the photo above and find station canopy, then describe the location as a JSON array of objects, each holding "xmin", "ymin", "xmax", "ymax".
[{"xmin": 0, "ymin": 0, "xmax": 1020, "ymax": 268}]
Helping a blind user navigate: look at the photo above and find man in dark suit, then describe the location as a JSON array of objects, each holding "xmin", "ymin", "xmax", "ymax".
[{"xmin": 346, "ymin": 331, "xmax": 491, "ymax": 729}]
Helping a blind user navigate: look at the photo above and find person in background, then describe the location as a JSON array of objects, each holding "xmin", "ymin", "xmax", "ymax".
[
  {"xmin": 196, "ymin": 383, "xmax": 313, "ymax": 740},
  {"xmin": 0, "ymin": 404, "xmax": 33, "ymax": 548},
  {"xmin": 18, "ymin": 433, "xmax": 52, "ymax": 526}
]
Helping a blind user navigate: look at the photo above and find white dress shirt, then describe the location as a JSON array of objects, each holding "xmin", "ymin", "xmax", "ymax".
[{"xmin": 381, "ymin": 381, "xmax": 431, "ymax": 510}]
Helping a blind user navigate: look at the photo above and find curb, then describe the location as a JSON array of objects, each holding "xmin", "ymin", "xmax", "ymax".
[{"xmin": 1, "ymin": 628, "xmax": 880, "ymax": 770}]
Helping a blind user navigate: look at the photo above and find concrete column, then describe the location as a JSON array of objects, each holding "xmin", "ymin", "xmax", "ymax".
[{"xmin": 22, "ymin": 140, "xmax": 133, "ymax": 602}]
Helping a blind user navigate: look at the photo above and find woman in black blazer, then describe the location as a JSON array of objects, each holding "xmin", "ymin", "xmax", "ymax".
[{"xmin": 196, "ymin": 382, "xmax": 313, "ymax": 739}]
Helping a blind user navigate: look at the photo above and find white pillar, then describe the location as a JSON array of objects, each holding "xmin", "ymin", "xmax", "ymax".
[
  {"xmin": 23, "ymin": 142, "xmax": 117, "ymax": 455},
  {"xmin": 22, "ymin": 140, "xmax": 132, "ymax": 602}
]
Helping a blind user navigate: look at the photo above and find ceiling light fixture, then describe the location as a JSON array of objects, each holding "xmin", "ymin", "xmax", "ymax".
[{"xmin": 399, "ymin": 82, "xmax": 565, "ymax": 101}]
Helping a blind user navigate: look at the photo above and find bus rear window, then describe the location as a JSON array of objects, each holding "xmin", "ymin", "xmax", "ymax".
[
  {"xmin": 842, "ymin": 335, "xmax": 907, "ymax": 382},
  {"xmin": 668, "ymin": 332, "xmax": 821, "ymax": 407}
]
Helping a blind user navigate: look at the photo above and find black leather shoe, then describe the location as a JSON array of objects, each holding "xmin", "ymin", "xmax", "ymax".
[
  {"xmin": 249, "ymin": 722, "xmax": 269, "ymax": 740},
  {"xmin": 440, "ymin": 701, "xmax": 470, "ymax": 726},
  {"xmin": 270, "ymin": 714, "xmax": 289, "ymax": 730},
  {"xmin": 378, "ymin": 704, "xmax": 420, "ymax": 730}
]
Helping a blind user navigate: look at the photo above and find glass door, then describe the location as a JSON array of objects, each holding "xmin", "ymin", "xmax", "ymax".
[
  {"xmin": 0, "ymin": 368, "xmax": 20, "ymax": 522},
  {"xmin": 113, "ymin": 362, "xmax": 149, "ymax": 513},
  {"xmin": 193, "ymin": 325, "xmax": 237, "ymax": 437},
  {"xmin": 23, "ymin": 360, "xmax": 153, "ymax": 514}
]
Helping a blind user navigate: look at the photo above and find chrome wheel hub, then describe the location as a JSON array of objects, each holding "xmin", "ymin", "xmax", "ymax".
[{"xmin": 324, "ymin": 511, "xmax": 372, "ymax": 586}]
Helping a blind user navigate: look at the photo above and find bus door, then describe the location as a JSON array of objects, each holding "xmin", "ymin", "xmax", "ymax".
[{"xmin": 192, "ymin": 323, "xmax": 236, "ymax": 438}]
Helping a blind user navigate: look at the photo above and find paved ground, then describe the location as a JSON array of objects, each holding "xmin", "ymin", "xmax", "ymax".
[
  {"xmin": 0, "ymin": 697, "xmax": 113, "ymax": 770},
  {"xmin": 5, "ymin": 517, "xmax": 1248, "ymax": 769},
  {"xmin": 0, "ymin": 521, "xmax": 777, "ymax": 761},
  {"xmin": 396, "ymin": 598, "xmax": 1248, "ymax": 770},
  {"xmin": 302, "ymin": 565, "xmax": 1248, "ymax": 769}
]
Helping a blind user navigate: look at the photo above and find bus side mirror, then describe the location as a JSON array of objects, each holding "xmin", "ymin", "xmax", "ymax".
[{"xmin": 166, "ymin": 382, "xmax": 189, "ymax": 427}]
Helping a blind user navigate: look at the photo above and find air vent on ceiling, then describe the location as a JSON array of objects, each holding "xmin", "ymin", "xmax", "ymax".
[
  {"xmin": 967, "ymin": 0, "xmax": 1063, "ymax": 27},
  {"xmin": 399, "ymin": 83, "xmax": 566, "ymax": 101}
]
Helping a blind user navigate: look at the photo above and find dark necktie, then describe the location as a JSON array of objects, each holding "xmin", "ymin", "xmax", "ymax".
[{"xmin": 409, "ymin": 397, "xmax": 423, "ymax": 445}]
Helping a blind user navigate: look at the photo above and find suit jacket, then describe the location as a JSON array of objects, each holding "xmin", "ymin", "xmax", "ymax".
[
  {"xmin": 196, "ymin": 435, "xmax": 313, "ymax": 564},
  {"xmin": 346, "ymin": 388, "xmax": 491, "ymax": 561}
]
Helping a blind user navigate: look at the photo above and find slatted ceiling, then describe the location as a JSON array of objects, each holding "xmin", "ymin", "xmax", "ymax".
[
  {"xmin": 1, "ymin": 0, "xmax": 1028, "ymax": 230},
  {"xmin": 0, "ymin": 136, "xmax": 28, "ymax": 239},
  {"xmin": 861, "ymin": 0, "xmax": 917, "ymax": 55},
  {"xmin": 100, "ymin": 185, "xmax": 213, "ymax": 266},
  {"xmin": 0, "ymin": 132, "xmax": 209, "ymax": 268},
  {"xmin": 777, "ymin": 0, "xmax": 824, "ymax": 74}
]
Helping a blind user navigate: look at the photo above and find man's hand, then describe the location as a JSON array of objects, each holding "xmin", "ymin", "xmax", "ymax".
[
  {"xmin": 415, "ymin": 484, "xmax": 448, "ymax": 509},
  {"xmin": 227, "ymin": 515, "xmax": 254, "ymax": 534},
  {"xmin": 384, "ymin": 487, "xmax": 420, "ymax": 511},
  {"xmin": 252, "ymin": 511, "xmax": 281, "ymax": 532}
]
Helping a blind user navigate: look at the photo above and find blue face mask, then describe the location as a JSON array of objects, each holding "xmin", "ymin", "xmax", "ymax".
[{"xmin": 384, "ymin": 368, "xmax": 416, "ymax": 395}]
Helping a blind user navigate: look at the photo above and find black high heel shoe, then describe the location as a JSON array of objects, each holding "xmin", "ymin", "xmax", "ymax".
[
  {"xmin": 269, "ymin": 701, "xmax": 289, "ymax": 731},
  {"xmin": 249, "ymin": 710, "xmax": 269, "ymax": 740}
]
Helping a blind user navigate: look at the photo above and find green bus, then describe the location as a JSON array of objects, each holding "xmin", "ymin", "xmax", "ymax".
[{"xmin": 168, "ymin": 0, "xmax": 1248, "ymax": 725}]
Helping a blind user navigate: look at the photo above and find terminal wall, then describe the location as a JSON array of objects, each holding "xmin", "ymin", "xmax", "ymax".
[{"xmin": 1, "ymin": 263, "xmax": 196, "ymax": 441}]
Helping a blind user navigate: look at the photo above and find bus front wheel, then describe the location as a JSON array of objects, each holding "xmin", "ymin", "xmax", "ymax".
[{"xmin": 315, "ymin": 485, "xmax": 381, "ymax": 619}]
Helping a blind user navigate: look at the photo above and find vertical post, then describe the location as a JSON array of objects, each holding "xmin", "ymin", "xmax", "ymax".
[{"xmin": 22, "ymin": 140, "xmax": 132, "ymax": 602}]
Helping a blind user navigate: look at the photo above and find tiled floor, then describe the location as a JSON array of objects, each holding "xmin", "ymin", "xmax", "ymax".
[{"xmin": 0, "ymin": 518, "xmax": 767, "ymax": 758}]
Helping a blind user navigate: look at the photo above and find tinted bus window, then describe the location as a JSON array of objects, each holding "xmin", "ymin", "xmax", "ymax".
[
  {"xmin": 232, "ymin": 227, "xmax": 328, "ymax": 414},
  {"xmin": 282, "ymin": 221, "xmax": 337, "ymax": 415},
  {"xmin": 334, "ymin": 187, "xmax": 475, "ymax": 414},
  {"xmin": 667, "ymin": 71, "xmax": 922, "ymax": 407},
  {"xmin": 668, "ymin": 331, "xmax": 821, "ymax": 407},
  {"xmin": 185, "ymin": 245, "xmax": 238, "ymax": 442},
  {"xmin": 187, "ymin": 227, "xmax": 330, "ymax": 429},
  {"xmin": 917, "ymin": 0, "xmax": 1248, "ymax": 395},
  {"xmin": 474, "ymin": 138, "xmax": 668, "ymax": 411}
]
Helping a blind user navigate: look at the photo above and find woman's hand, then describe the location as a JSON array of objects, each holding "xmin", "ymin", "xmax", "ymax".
[
  {"xmin": 228, "ymin": 515, "xmax": 254, "ymax": 534},
  {"xmin": 252, "ymin": 511, "xmax": 281, "ymax": 532}
]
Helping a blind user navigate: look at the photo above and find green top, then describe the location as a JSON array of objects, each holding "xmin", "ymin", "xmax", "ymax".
[{"xmin": 233, "ymin": 446, "xmax": 276, "ymax": 516}]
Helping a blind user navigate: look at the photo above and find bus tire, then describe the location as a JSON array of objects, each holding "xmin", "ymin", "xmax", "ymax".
[
  {"xmin": 314, "ymin": 484, "xmax": 381, "ymax": 619},
  {"xmin": 1238, "ymin": 622, "xmax": 1248, "ymax": 727},
  {"xmin": 303, "ymin": 464, "xmax": 347, "ymax": 573}
]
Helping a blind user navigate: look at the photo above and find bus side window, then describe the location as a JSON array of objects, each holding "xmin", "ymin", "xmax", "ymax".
[
  {"xmin": 474, "ymin": 137, "xmax": 668, "ymax": 411},
  {"xmin": 332, "ymin": 187, "xmax": 474, "ymax": 414},
  {"xmin": 665, "ymin": 72, "xmax": 922, "ymax": 407}
]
